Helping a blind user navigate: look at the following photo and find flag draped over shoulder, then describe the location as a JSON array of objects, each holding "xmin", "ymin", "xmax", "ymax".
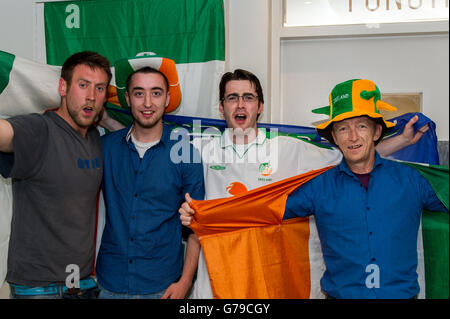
[
  {"xmin": 190, "ymin": 167, "xmax": 332, "ymax": 298},
  {"xmin": 404, "ymin": 163, "xmax": 449, "ymax": 298},
  {"xmin": 190, "ymin": 162, "xmax": 449, "ymax": 299},
  {"xmin": 385, "ymin": 113, "xmax": 440, "ymax": 165}
]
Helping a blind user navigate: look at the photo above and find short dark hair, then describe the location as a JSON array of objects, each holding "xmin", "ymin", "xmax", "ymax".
[
  {"xmin": 219, "ymin": 69, "xmax": 264, "ymax": 104},
  {"xmin": 126, "ymin": 66, "xmax": 169, "ymax": 92},
  {"xmin": 61, "ymin": 51, "xmax": 112, "ymax": 86}
]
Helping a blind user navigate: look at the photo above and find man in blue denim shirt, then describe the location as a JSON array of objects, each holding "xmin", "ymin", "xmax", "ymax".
[
  {"xmin": 96, "ymin": 64, "xmax": 204, "ymax": 299},
  {"xmin": 284, "ymin": 79, "xmax": 448, "ymax": 299}
]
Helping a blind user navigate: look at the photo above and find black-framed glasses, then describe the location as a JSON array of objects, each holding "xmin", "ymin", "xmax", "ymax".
[{"xmin": 222, "ymin": 94, "xmax": 258, "ymax": 104}]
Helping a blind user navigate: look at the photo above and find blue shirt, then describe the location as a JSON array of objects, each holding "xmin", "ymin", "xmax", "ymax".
[
  {"xmin": 284, "ymin": 153, "xmax": 447, "ymax": 299},
  {"xmin": 96, "ymin": 124, "xmax": 204, "ymax": 294}
]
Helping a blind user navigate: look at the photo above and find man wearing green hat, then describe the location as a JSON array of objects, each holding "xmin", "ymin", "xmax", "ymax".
[{"xmin": 283, "ymin": 79, "xmax": 448, "ymax": 299}]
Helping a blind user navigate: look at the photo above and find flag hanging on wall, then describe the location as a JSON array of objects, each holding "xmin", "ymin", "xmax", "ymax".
[{"xmin": 44, "ymin": 0, "xmax": 225, "ymax": 118}]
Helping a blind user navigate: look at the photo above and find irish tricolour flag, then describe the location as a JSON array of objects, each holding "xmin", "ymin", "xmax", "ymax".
[
  {"xmin": 0, "ymin": 0, "xmax": 225, "ymax": 119},
  {"xmin": 189, "ymin": 162, "xmax": 448, "ymax": 299},
  {"xmin": 43, "ymin": 0, "xmax": 225, "ymax": 119}
]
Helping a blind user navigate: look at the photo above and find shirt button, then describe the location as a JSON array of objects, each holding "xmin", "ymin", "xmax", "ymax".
[
  {"xmin": 130, "ymin": 237, "xmax": 134, "ymax": 242},
  {"xmin": 371, "ymin": 257, "xmax": 376, "ymax": 262},
  {"xmin": 369, "ymin": 232, "xmax": 373, "ymax": 235},
  {"xmin": 129, "ymin": 259, "xmax": 133, "ymax": 264},
  {"xmin": 134, "ymin": 193, "xmax": 138, "ymax": 197}
]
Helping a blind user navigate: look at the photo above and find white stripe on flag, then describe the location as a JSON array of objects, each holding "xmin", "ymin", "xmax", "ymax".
[
  {"xmin": 0, "ymin": 176, "xmax": 12, "ymax": 287},
  {"xmin": 0, "ymin": 56, "xmax": 61, "ymax": 118},
  {"xmin": 309, "ymin": 216, "xmax": 326, "ymax": 298},
  {"xmin": 173, "ymin": 60, "xmax": 225, "ymax": 119},
  {"xmin": 417, "ymin": 221, "xmax": 426, "ymax": 299}
]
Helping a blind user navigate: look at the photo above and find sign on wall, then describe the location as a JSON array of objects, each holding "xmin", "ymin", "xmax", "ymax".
[{"xmin": 284, "ymin": 0, "xmax": 449, "ymax": 27}]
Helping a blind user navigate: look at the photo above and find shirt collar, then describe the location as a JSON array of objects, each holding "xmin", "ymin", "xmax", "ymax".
[
  {"xmin": 124, "ymin": 123, "xmax": 169, "ymax": 146},
  {"xmin": 338, "ymin": 151, "xmax": 384, "ymax": 176},
  {"xmin": 220, "ymin": 127, "xmax": 267, "ymax": 149}
]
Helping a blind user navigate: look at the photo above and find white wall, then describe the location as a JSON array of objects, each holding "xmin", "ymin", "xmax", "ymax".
[
  {"xmin": 0, "ymin": 0, "xmax": 36, "ymax": 61},
  {"xmin": 225, "ymin": 0, "xmax": 270, "ymax": 122}
]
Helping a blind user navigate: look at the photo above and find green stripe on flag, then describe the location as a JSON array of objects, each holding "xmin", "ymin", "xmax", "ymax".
[
  {"xmin": 422, "ymin": 210, "xmax": 449, "ymax": 299},
  {"xmin": 405, "ymin": 163, "xmax": 449, "ymax": 209},
  {"xmin": 44, "ymin": 0, "xmax": 225, "ymax": 65},
  {"xmin": 0, "ymin": 51, "xmax": 15, "ymax": 95},
  {"xmin": 104, "ymin": 103, "xmax": 134, "ymax": 129},
  {"xmin": 402, "ymin": 162, "xmax": 449, "ymax": 299}
]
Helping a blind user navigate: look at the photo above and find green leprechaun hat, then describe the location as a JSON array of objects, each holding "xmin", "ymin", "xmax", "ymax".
[{"xmin": 312, "ymin": 79, "xmax": 397, "ymax": 145}]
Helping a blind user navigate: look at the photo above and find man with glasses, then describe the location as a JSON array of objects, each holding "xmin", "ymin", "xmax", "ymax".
[{"xmin": 180, "ymin": 69, "xmax": 427, "ymax": 298}]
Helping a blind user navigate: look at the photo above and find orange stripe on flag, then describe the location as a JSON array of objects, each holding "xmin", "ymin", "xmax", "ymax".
[
  {"xmin": 201, "ymin": 218, "xmax": 311, "ymax": 298},
  {"xmin": 190, "ymin": 166, "xmax": 333, "ymax": 298}
]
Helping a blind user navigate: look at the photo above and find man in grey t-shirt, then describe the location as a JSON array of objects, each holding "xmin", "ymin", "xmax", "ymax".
[{"xmin": 0, "ymin": 51, "xmax": 111, "ymax": 299}]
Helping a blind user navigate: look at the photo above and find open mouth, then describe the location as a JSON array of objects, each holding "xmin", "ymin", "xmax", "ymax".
[
  {"xmin": 348, "ymin": 144, "xmax": 362, "ymax": 150},
  {"xmin": 141, "ymin": 110, "xmax": 155, "ymax": 118},
  {"xmin": 83, "ymin": 106, "xmax": 94, "ymax": 115},
  {"xmin": 234, "ymin": 114, "xmax": 247, "ymax": 122}
]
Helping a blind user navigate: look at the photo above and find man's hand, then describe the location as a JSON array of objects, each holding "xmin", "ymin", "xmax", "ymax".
[
  {"xmin": 376, "ymin": 115, "xmax": 429, "ymax": 157},
  {"xmin": 179, "ymin": 193, "xmax": 195, "ymax": 226},
  {"xmin": 160, "ymin": 278, "xmax": 192, "ymax": 299},
  {"xmin": 400, "ymin": 115, "xmax": 429, "ymax": 145},
  {"xmin": 160, "ymin": 233, "xmax": 200, "ymax": 299}
]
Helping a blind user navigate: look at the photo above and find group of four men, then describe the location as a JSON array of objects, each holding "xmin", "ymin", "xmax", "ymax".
[{"xmin": 0, "ymin": 51, "xmax": 445, "ymax": 299}]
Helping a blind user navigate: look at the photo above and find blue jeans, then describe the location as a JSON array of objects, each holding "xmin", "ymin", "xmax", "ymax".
[
  {"xmin": 98, "ymin": 284, "xmax": 166, "ymax": 299},
  {"xmin": 9, "ymin": 277, "xmax": 99, "ymax": 299}
]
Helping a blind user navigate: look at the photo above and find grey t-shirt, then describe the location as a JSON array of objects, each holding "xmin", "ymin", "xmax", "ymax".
[{"xmin": 2, "ymin": 111, "xmax": 103, "ymax": 286}]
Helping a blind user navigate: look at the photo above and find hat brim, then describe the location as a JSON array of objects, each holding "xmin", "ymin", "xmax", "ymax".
[
  {"xmin": 316, "ymin": 110, "xmax": 395, "ymax": 145},
  {"xmin": 114, "ymin": 55, "xmax": 181, "ymax": 113}
]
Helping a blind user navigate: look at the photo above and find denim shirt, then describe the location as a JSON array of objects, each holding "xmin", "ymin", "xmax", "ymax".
[
  {"xmin": 97, "ymin": 124, "xmax": 204, "ymax": 294},
  {"xmin": 284, "ymin": 153, "xmax": 447, "ymax": 299}
]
